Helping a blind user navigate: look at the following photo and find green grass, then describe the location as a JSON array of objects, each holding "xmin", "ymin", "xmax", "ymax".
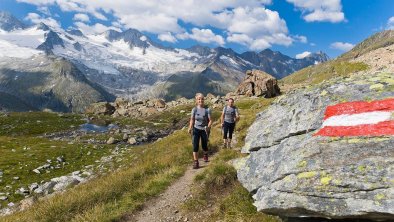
[
  {"xmin": 213, "ymin": 184, "xmax": 280, "ymax": 222},
  {"xmin": 0, "ymin": 136, "xmax": 115, "ymax": 207},
  {"xmin": 0, "ymin": 112, "xmax": 84, "ymax": 136},
  {"xmin": 282, "ymin": 60, "xmax": 369, "ymax": 86},
  {"xmin": 182, "ymin": 97, "xmax": 280, "ymax": 222},
  {"xmin": 0, "ymin": 97, "xmax": 278, "ymax": 221},
  {"xmin": 1, "ymin": 130, "xmax": 193, "ymax": 222}
]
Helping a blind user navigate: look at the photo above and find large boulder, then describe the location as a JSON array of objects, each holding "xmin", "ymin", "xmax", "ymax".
[
  {"xmin": 84, "ymin": 102, "xmax": 115, "ymax": 115},
  {"xmin": 236, "ymin": 71, "xmax": 394, "ymax": 220},
  {"xmin": 236, "ymin": 70, "xmax": 280, "ymax": 98}
]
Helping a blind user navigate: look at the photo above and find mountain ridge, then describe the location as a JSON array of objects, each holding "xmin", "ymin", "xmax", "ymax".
[{"xmin": 0, "ymin": 11, "xmax": 329, "ymax": 111}]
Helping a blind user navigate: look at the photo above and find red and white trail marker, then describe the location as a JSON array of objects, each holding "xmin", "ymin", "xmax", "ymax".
[{"xmin": 314, "ymin": 98, "xmax": 394, "ymax": 137}]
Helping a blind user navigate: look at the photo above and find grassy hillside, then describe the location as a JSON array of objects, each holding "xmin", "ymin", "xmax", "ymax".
[
  {"xmin": 282, "ymin": 60, "xmax": 368, "ymax": 86},
  {"xmin": 282, "ymin": 30, "xmax": 394, "ymax": 87},
  {"xmin": 339, "ymin": 30, "xmax": 394, "ymax": 60}
]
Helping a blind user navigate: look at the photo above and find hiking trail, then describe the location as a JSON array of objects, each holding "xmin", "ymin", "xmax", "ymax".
[{"xmin": 124, "ymin": 132, "xmax": 238, "ymax": 222}]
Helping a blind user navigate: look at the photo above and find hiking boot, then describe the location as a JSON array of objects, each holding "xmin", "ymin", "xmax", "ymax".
[
  {"xmin": 193, "ymin": 160, "xmax": 199, "ymax": 169},
  {"xmin": 227, "ymin": 141, "xmax": 232, "ymax": 149},
  {"xmin": 222, "ymin": 143, "xmax": 227, "ymax": 148},
  {"xmin": 203, "ymin": 154, "xmax": 209, "ymax": 162}
]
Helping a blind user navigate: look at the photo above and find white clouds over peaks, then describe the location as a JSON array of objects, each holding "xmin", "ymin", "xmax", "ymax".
[
  {"xmin": 158, "ymin": 32, "xmax": 177, "ymax": 43},
  {"xmin": 293, "ymin": 35, "xmax": 308, "ymax": 43},
  {"xmin": 295, "ymin": 51, "xmax": 311, "ymax": 59},
  {"xmin": 387, "ymin": 17, "xmax": 394, "ymax": 30},
  {"xmin": 225, "ymin": 7, "xmax": 292, "ymax": 50},
  {"xmin": 16, "ymin": 0, "xmax": 295, "ymax": 50},
  {"xmin": 74, "ymin": 22, "xmax": 120, "ymax": 35},
  {"xmin": 177, "ymin": 28, "xmax": 225, "ymax": 46},
  {"xmin": 25, "ymin": 12, "xmax": 61, "ymax": 29},
  {"xmin": 73, "ymin": 13, "xmax": 89, "ymax": 22},
  {"xmin": 330, "ymin": 42, "xmax": 354, "ymax": 51},
  {"xmin": 287, "ymin": 0, "xmax": 345, "ymax": 23}
]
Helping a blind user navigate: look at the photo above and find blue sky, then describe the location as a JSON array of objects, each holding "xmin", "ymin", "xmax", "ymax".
[{"xmin": 1, "ymin": 0, "xmax": 393, "ymax": 58}]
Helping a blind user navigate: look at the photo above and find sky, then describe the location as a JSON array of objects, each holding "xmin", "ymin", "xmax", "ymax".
[{"xmin": 0, "ymin": 0, "xmax": 393, "ymax": 58}]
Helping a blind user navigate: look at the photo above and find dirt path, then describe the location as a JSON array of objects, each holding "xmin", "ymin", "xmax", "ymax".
[
  {"xmin": 126, "ymin": 160, "xmax": 209, "ymax": 222},
  {"xmin": 125, "ymin": 133, "xmax": 238, "ymax": 222}
]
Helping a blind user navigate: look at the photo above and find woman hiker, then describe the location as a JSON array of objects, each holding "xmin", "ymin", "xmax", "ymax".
[
  {"xmin": 188, "ymin": 93, "xmax": 212, "ymax": 169},
  {"xmin": 220, "ymin": 98, "xmax": 240, "ymax": 148}
]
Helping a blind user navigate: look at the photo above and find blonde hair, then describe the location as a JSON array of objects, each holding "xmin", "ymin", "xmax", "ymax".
[
  {"xmin": 195, "ymin": 93, "xmax": 204, "ymax": 99},
  {"xmin": 195, "ymin": 93, "xmax": 204, "ymax": 105}
]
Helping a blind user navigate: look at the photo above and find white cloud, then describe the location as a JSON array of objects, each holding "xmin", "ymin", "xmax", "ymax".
[
  {"xmin": 24, "ymin": 12, "xmax": 61, "ymax": 29},
  {"xmin": 158, "ymin": 32, "xmax": 177, "ymax": 43},
  {"xmin": 73, "ymin": 13, "xmax": 90, "ymax": 22},
  {"xmin": 227, "ymin": 33, "xmax": 253, "ymax": 46},
  {"xmin": 16, "ymin": 0, "xmax": 296, "ymax": 50},
  {"xmin": 387, "ymin": 16, "xmax": 394, "ymax": 30},
  {"xmin": 330, "ymin": 41, "xmax": 354, "ymax": 51},
  {"xmin": 177, "ymin": 28, "xmax": 225, "ymax": 45},
  {"xmin": 223, "ymin": 7, "xmax": 292, "ymax": 50},
  {"xmin": 287, "ymin": 0, "xmax": 345, "ymax": 23},
  {"xmin": 37, "ymin": 6, "xmax": 51, "ymax": 16},
  {"xmin": 74, "ymin": 22, "xmax": 121, "ymax": 35},
  {"xmin": 119, "ymin": 13, "xmax": 182, "ymax": 34},
  {"xmin": 296, "ymin": 51, "xmax": 311, "ymax": 59},
  {"xmin": 293, "ymin": 35, "xmax": 307, "ymax": 43}
]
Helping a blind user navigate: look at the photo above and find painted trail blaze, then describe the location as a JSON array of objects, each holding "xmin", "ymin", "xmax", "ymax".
[{"xmin": 315, "ymin": 98, "xmax": 394, "ymax": 137}]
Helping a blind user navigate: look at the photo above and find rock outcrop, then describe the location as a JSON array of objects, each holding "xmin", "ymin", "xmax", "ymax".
[
  {"xmin": 236, "ymin": 70, "xmax": 280, "ymax": 98},
  {"xmin": 85, "ymin": 95, "xmax": 226, "ymax": 118},
  {"xmin": 236, "ymin": 71, "xmax": 394, "ymax": 220}
]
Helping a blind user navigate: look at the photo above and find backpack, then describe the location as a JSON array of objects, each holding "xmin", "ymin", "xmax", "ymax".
[
  {"xmin": 224, "ymin": 105, "xmax": 237, "ymax": 120},
  {"xmin": 192, "ymin": 106, "xmax": 210, "ymax": 126}
]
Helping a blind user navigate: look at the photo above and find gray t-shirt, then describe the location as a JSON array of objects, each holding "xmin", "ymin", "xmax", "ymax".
[
  {"xmin": 223, "ymin": 106, "xmax": 239, "ymax": 123},
  {"xmin": 191, "ymin": 107, "xmax": 211, "ymax": 130}
]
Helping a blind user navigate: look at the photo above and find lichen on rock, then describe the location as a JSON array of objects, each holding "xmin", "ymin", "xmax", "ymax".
[{"xmin": 236, "ymin": 71, "xmax": 394, "ymax": 220}]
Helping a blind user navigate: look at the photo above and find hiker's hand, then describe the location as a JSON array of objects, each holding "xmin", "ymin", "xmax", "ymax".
[{"xmin": 188, "ymin": 128, "xmax": 192, "ymax": 134}]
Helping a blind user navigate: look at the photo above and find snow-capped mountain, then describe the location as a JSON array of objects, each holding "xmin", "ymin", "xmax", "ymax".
[
  {"xmin": 0, "ymin": 11, "xmax": 329, "ymax": 111},
  {"xmin": 0, "ymin": 11, "xmax": 26, "ymax": 31}
]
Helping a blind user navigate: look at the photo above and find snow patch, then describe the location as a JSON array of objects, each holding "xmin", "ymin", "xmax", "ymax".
[
  {"xmin": 140, "ymin": 36, "xmax": 147, "ymax": 41},
  {"xmin": 0, "ymin": 40, "xmax": 42, "ymax": 58}
]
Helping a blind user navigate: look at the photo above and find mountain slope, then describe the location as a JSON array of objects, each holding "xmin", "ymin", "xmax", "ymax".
[
  {"xmin": 0, "ymin": 55, "xmax": 114, "ymax": 112},
  {"xmin": 340, "ymin": 30, "xmax": 394, "ymax": 60},
  {"xmin": 0, "ymin": 11, "xmax": 329, "ymax": 103},
  {"xmin": 0, "ymin": 11, "xmax": 26, "ymax": 31},
  {"xmin": 281, "ymin": 31, "xmax": 394, "ymax": 86}
]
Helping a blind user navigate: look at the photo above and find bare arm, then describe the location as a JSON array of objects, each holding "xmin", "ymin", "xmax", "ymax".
[
  {"xmin": 188, "ymin": 117, "xmax": 194, "ymax": 134},
  {"xmin": 235, "ymin": 108, "xmax": 240, "ymax": 122},
  {"xmin": 220, "ymin": 111, "xmax": 224, "ymax": 125}
]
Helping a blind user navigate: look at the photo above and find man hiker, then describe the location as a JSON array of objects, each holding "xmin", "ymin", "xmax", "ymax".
[
  {"xmin": 188, "ymin": 93, "xmax": 212, "ymax": 169},
  {"xmin": 220, "ymin": 98, "xmax": 240, "ymax": 148}
]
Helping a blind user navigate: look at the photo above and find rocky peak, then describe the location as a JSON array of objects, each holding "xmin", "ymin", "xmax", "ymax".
[
  {"xmin": 103, "ymin": 29, "xmax": 122, "ymax": 41},
  {"xmin": 187, "ymin": 45, "xmax": 213, "ymax": 56},
  {"xmin": 36, "ymin": 22, "xmax": 50, "ymax": 31},
  {"xmin": 214, "ymin": 47, "xmax": 237, "ymax": 58},
  {"xmin": 303, "ymin": 51, "xmax": 330, "ymax": 64},
  {"xmin": 0, "ymin": 11, "xmax": 26, "ymax": 31},
  {"xmin": 66, "ymin": 29, "xmax": 84, "ymax": 37},
  {"xmin": 104, "ymin": 28, "xmax": 162, "ymax": 50},
  {"xmin": 37, "ymin": 31, "xmax": 65, "ymax": 54}
]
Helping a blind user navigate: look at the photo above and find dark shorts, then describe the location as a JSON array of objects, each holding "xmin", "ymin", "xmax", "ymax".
[
  {"xmin": 192, "ymin": 127, "xmax": 208, "ymax": 152},
  {"xmin": 223, "ymin": 121, "xmax": 235, "ymax": 139}
]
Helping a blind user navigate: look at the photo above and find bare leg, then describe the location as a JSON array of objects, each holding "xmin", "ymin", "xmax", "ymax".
[{"xmin": 193, "ymin": 152, "xmax": 198, "ymax": 161}]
